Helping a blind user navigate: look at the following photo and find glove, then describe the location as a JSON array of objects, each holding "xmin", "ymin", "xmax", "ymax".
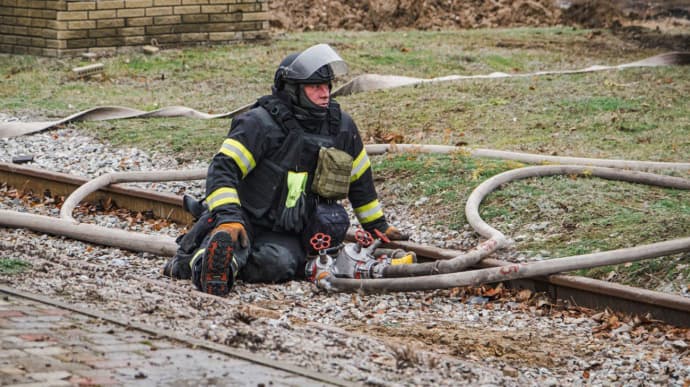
[
  {"xmin": 212, "ymin": 222, "xmax": 249, "ymax": 248},
  {"xmin": 384, "ymin": 225, "xmax": 409, "ymax": 241}
]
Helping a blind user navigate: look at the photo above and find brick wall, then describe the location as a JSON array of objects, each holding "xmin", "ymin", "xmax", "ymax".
[{"xmin": 0, "ymin": 0, "xmax": 270, "ymax": 56}]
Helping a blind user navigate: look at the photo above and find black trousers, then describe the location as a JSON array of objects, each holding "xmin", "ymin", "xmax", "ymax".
[
  {"xmin": 238, "ymin": 226, "xmax": 307, "ymax": 283},
  {"xmin": 180, "ymin": 202, "xmax": 348, "ymax": 289}
]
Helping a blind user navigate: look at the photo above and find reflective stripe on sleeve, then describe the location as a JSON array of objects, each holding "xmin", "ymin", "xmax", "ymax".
[
  {"xmin": 219, "ymin": 138, "xmax": 256, "ymax": 178},
  {"xmin": 206, "ymin": 187, "xmax": 240, "ymax": 211},
  {"xmin": 354, "ymin": 199, "xmax": 383, "ymax": 224},
  {"xmin": 350, "ymin": 148, "xmax": 371, "ymax": 183}
]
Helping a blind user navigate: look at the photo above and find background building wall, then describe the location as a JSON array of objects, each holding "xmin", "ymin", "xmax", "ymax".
[{"xmin": 0, "ymin": 0, "xmax": 270, "ymax": 56}]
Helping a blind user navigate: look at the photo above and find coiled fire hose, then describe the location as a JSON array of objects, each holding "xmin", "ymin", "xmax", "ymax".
[
  {"xmin": 1, "ymin": 156, "xmax": 688, "ymax": 292},
  {"xmin": 330, "ymin": 164, "xmax": 690, "ymax": 292}
]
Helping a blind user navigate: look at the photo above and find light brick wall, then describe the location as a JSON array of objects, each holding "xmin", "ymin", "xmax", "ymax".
[{"xmin": 0, "ymin": 0, "xmax": 270, "ymax": 56}]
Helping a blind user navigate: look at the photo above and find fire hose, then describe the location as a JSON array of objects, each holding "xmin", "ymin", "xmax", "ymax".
[
  {"xmin": 1, "ymin": 52, "xmax": 687, "ymax": 139},
  {"xmin": 330, "ymin": 165, "xmax": 690, "ymax": 291},
  {"xmin": 1, "ymin": 160, "xmax": 688, "ymax": 292}
]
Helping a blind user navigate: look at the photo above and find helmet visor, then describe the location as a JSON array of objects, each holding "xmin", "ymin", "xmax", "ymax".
[{"xmin": 283, "ymin": 44, "xmax": 348, "ymax": 81}]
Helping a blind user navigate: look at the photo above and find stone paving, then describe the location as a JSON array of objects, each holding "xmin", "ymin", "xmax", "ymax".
[{"xmin": 0, "ymin": 293, "xmax": 331, "ymax": 387}]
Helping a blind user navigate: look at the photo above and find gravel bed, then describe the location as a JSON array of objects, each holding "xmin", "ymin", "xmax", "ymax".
[{"xmin": 1, "ymin": 120, "xmax": 689, "ymax": 386}]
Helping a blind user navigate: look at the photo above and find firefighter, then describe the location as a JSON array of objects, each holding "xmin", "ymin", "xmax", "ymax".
[{"xmin": 163, "ymin": 43, "xmax": 407, "ymax": 296}]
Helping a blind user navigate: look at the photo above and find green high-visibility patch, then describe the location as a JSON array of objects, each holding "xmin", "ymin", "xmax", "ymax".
[{"xmin": 286, "ymin": 171, "xmax": 308, "ymax": 208}]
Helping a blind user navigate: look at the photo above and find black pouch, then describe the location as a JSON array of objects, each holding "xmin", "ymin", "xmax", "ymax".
[{"xmin": 301, "ymin": 202, "xmax": 350, "ymax": 254}]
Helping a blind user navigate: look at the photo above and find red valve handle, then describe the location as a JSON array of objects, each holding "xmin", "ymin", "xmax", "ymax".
[
  {"xmin": 354, "ymin": 229, "xmax": 374, "ymax": 247},
  {"xmin": 310, "ymin": 232, "xmax": 331, "ymax": 251},
  {"xmin": 373, "ymin": 229, "xmax": 390, "ymax": 244}
]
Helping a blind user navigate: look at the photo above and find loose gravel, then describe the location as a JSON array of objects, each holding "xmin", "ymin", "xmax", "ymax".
[{"xmin": 1, "ymin": 120, "xmax": 689, "ymax": 386}]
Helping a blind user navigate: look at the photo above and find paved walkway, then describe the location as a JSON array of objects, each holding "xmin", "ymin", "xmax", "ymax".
[{"xmin": 0, "ymin": 293, "xmax": 334, "ymax": 386}]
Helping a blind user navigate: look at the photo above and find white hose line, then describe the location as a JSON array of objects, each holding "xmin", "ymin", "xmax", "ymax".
[
  {"xmin": 329, "ymin": 237, "xmax": 690, "ymax": 292},
  {"xmin": 1, "ymin": 210, "xmax": 178, "ymax": 256},
  {"xmin": 381, "ymin": 237, "xmax": 501, "ymax": 277},
  {"xmin": 60, "ymin": 169, "xmax": 206, "ymax": 223},
  {"xmin": 332, "ymin": 52, "xmax": 690, "ymax": 97},
  {"xmin": 465, "ymin": 165, "xmax": 690, "ymax": 242},
  {"xmin": 328, "ymin": 165, "xmax": 690, "ymax": 291},
  {"xmin": 381, "ymin": 165, "xmax": 690, "ymax": 278},
  {"xmin": 0, "ymin": 104, "xmax": 253, "ymax": 139},
  {"xmin": 365, "ymin": 144, "xmax": 690, "ymax": 172},
  {"xmin": 2, "ymin": 52, "xmax": 687, "ymax": 139},
  {"xmin": 52, "ymin": 150, "xmax": 689, "ymax": 279}
]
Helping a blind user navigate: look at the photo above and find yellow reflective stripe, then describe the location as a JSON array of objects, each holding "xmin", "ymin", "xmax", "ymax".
[
  {"xmin": 350, "ymin": 148, "xmax": 371, "ymax": 183},
  {"xmin": 354, "ymin": 199, "xmax": 383, "ymax": 224},
  {"xmin": 189, "ymin": 248, "xmax": 205, "ymax": 270},
  {"xmin": 219, "ymin": 139, "xmax": 256, "ymax": 178},
  {"xmin": 206, "ymin": 187, "xmax": 240, "ymax": 211}
]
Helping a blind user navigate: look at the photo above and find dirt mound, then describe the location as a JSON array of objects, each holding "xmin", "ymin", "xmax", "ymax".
[
  {"xmin": 613, "ymin": 25, "xmax": 690, "ymax": 51},
  {"xmin": 269, "ymin": 0, "xmax": 562, "ymax": 31},
  {"xmin": 558, "ymin": 1, "xmax": 624, "ymax": 28},
  {"xmin": 269, "ymin": 0, "xmax": 690, "ymax": 31}
]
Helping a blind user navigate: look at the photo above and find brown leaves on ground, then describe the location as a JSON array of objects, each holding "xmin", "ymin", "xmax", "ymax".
[
  {"xmin": 2, "ymin": 183, "xmax": 175, "ymax": 231},
  {"xmin": 448, "ymin": 284, "xmax": 689, "ymax": 344},
  {"xmin": 372, "ymin": 127, "xmax": 405, "ymax": 144},
  {"xmin": 1, "ymin": 183, "xmax": 63, "ymax": 209},
  {"xmin": 590, "ymin": 309, "xmax": 690, "ymax": 343}
]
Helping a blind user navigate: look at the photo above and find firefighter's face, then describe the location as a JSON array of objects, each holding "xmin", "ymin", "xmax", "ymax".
[{"xmin": 303, "ymin": 83, "xmax": 330, "ymax": 107}]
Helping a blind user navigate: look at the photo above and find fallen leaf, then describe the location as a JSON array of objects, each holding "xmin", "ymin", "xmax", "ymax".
[
  {"xmin": 483, "ymin": 287, "xmax": 502, "ymax": 299},
  {"xmin": 516, "ymin": 289, "xmax": 532, "ymax": 302}
]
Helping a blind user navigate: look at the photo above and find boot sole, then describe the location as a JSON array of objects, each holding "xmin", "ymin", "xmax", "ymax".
[{"xmin": 201, "ymin": 232, "xmax": 234, "ymax": 296}]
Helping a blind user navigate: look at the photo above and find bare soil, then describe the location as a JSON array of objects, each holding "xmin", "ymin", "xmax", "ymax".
[
  {"xmin": 269, "ymin": 0, "xmax": 690, "ymax": 30},
  {"xmin": 269, "ymin": 0, "xmax": 560, "ymax": 31},
  {"xmin": 269, "ymin": 0, "xmax": 690, "ymax": 50}
]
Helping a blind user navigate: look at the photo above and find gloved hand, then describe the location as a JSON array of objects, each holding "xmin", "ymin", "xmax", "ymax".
[
  {"xmin": 384, "ymin": 225, "xmax": 409, "ymax": 241},
  {"xmin": 212, "ymin": 222, "xmax": 249, "ymax": 248}
]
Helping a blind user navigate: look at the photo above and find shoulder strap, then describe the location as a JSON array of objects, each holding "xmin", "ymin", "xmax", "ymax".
[
  {"xmin": 253, "ymin": 96, "xmax": 304, "ymax": 170},
  {"xmin": 328, "ymin": 100, "xmax": 343, "ymax": 137},
  {"xmin": 257, "ymin": 96, "xmax": 301, "ymax": 133}
]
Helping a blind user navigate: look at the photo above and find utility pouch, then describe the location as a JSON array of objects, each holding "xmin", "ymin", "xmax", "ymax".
[{"xmin": 311, "ymin": 147, "xmax": 352, "ymax": 200}]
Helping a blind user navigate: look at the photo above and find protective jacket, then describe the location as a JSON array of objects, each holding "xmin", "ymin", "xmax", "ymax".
[{"xmin": 205, "ymin": 93, "xmax": 389, "ymax": 234}]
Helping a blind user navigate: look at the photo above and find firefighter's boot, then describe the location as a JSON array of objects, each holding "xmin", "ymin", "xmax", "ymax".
[{"xmin": 198, "ymin": 231, "xmax": 239, "ymax": 296}]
